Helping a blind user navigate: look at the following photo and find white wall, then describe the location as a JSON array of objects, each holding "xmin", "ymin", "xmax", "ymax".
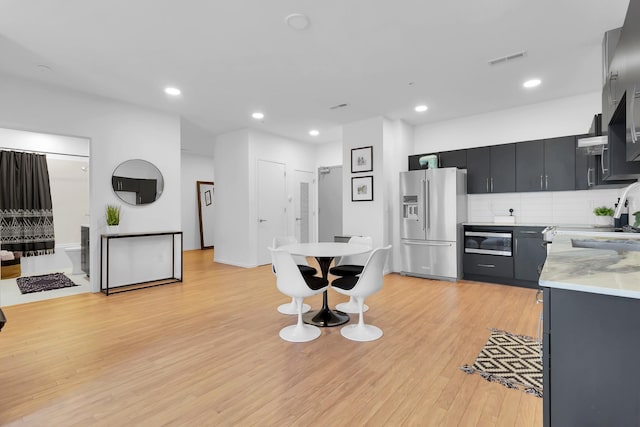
[
  {"xmin": 342, "ymin": 117, "xmax": 385, "ymax": 248},
  {"xmin": 181, "ymin": 152, "xmax": 215, "ymax": 251},
  {"xmin": 213, "ymin": 130, "xmax": 251, "ymax": 267},
  {"xmin": 315, "ymin": 141, "xmax": 343, "ymax": 168},
  {"xmin": 213, "ymin": 129, "xmax": 317, "ymax": 267},
  {"xmin": 414, "ymin": 92, "xmax": 600, "ymax": 152},
  {"xmin": 0, "ymin": 73, "xmax": 181, "ymax": 292}
]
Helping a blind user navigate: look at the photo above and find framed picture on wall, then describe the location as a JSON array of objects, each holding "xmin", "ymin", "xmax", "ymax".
[
  {"xmin": 351, "ymin": 146, "xmax": 373, "ymax": 173},
  {"xmin": 351, "ymin": 175, "xmax": 373, "ymax": 202}
]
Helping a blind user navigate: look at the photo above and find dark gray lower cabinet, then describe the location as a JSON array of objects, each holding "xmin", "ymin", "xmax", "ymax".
[
  {"xmin": 463, "ymin": 225, "xmax": 545, "ymax": 288},
  {"xmin": 463, "ymin": 253, "xmax": 513, "ymax": 278},
  {"xmin": 543, "ymin": 287, "xmax": 640, "ymax": 426},
  {"xmin": 514, "ymin": 227, "xmax": 546, "ymax": 284}
]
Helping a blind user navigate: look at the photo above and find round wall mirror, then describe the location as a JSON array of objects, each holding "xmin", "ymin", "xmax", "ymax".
[{"xmin": 111, "ymin": 159, "xmax": 164, "ymax": 205}]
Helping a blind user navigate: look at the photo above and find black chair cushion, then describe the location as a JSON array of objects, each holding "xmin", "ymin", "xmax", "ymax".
[
  {"xmin": 304, "ymin": 275, "xmax": 328, "ymax": 291},
  {"xmin": 331, "ymin": 275, "xmax": 359, "ymax": 291},
  {"xmin": 329, "ymin": 264, "xmax": 363, "ymax": 277},
  {"xmin": 298, "ymin": 265, "xmax": 318, "ymax": 276}
]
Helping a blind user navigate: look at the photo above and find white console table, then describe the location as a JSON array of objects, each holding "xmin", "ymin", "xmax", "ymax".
[{"xmin": 100, "ymin": 231, "xmax": 183, "ymax": 295}]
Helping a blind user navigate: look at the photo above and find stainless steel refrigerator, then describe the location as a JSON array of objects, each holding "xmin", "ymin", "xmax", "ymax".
[{"xmin": 400, "ymin": 167, "xmax": 467, "ymax": 280}]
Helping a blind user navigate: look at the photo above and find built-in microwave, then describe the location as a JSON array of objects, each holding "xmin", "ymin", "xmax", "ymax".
[{"xmin": 464, "ymin": 230, "xmax": 513, "ymax": 256}]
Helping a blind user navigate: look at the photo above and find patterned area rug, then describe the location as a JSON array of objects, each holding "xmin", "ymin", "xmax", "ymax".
[
  {"xmin": 461, "ymin": 328, "xmax": 543, "ymax": 398},
  {"xmin": 16, "ymin": 272, "xmax": 79, "ymax": 294}
]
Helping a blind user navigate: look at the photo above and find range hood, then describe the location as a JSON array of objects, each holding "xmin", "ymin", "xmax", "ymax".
[{"xmin": 577, "ymin": 135, "xmax": 608, "ymax": 155}]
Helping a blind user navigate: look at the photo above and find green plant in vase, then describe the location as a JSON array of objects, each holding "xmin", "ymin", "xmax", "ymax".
[
  {"xmin": 106, "ymin": 204, "xmax": 121, "ymax": 226},
  {"xmin": 593, "ymin": 206, "xmax": 615, "ymax": 217},
  {"xmin": 593, "ymin": 206, "xmax": 614, "ymax": 226},
  {"xmin": 633, "ymin": 211, "xmax": 640, "ymax": 228}
]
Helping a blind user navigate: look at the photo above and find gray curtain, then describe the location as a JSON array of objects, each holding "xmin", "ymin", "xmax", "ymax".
[{"xmin": 0, "ymin": 150, "xmax": 55, "ymax": 256}]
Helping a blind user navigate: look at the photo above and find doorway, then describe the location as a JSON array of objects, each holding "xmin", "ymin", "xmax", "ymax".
[
  {"xmin": 257, "ymin": 160, "xmax": 286, "ymax": 265},
  {"xmin": 196, "ymin": 181, "xmax": 214, "ymax": 249},
  {"xmin": 0, "ymin": 128, "xmax": 90, "ymax": 307},
  {"xmin": 294, "ymin": 170, "xmax": 314, "ymax": 244},
  {"xmin": 317, "ymin": 165, "xmax": 343, "ymax": 242}
]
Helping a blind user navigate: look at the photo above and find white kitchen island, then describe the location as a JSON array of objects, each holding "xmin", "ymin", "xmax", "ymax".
[{"xmin": 539, "ymin": 232, "xmax": 640, "ymax": 427}]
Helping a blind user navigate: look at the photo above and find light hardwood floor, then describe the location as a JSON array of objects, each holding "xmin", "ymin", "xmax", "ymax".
[{"xmin": 0, "ymin": 249, "xmax": 542, "ymax": 426}]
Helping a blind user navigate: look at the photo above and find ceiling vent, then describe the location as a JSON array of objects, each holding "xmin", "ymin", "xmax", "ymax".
[
  {"xmin": 488, "ymin": 51, "xmax": 527, "ymax": 66},
  {"xmin": 329, "ymin": 103, "xmax": 349, "ymax": 110}
]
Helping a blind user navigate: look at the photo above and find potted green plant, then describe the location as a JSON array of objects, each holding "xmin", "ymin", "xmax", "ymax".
[
  {"xmin": 593, "ymin": 206, "xmax": 614, "ymax": 226},
  {"xmin": 106, "ymin": 204, "xmax": 121, "ymax": 232}
]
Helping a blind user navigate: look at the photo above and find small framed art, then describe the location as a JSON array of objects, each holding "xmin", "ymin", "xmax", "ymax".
[
  {"xmin": 351, "ymin": 146, "xmax": 373, "ymax": 173},
  {"xmin": 351, "ymin": 175, "xmax": 373, "ymax": 202}
]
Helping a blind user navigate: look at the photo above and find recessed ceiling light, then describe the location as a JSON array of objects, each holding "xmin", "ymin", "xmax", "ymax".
[
  {"xmin": 309, "ymin": 129, "xmax": 319, "ymax": 136},
  {"xmin": 164, "ymin": 87, "xmax": 181, "ymax": 96},
  {"xmin": 523, "ymin": 79, "xmax": 541, "ymax": 88},
  {"xmin": 252, "ymin": 112, "xmax": 264, "ymax": 120},
  {"xmin": 285, "ymin": 13, "xmax": 310, "ymax": 30},
  {"xmin": 414, "ymin": 105, "xmax": 428, "ymax": 113}
]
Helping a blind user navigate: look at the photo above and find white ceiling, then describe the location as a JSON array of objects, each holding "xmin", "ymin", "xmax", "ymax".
[{"xmin": 0, "ymin": 0, "xmax": 630, "ymax": 151}]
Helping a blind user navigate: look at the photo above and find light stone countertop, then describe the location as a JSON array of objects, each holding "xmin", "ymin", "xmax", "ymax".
[{"xmin": 539, "ymin": 232, "xmax": 640, "ymax": 299}]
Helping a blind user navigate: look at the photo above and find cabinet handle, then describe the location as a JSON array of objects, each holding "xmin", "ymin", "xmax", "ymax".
[
  {"xmin": 609, "ymin": 71, "xmax": 619, "ymax": 106},
  {"xmin": 477, "ymin": 263, "xmax": 495, "ymax": 268},
  {"xmin": 520, "ymin": 230, "xmax": 538, "ymax": 234},
  {"xmin": 587, "ymin": 167, "xmax": 594, "ymax": 187},
  {"xmin": 629, "ymin": 86, "xmax": 640, "ymax": 144},
  {"xmin": 545, "ymin": 175, "xmax": 548, "ymax": 190},
  {"xmin": 601, "ymin": 146, "xmax": 609, "ymax": 174},
  {"xmin": 486, "ymin": 178, "xmax": 489, "ymax": 193},
  {"xmin": 540, "ymin": 175, "xmax": 543, "ymax": 190},
  {"xmin": 490, "ymin": 177, "xmax": 494, "ymax": 192}
]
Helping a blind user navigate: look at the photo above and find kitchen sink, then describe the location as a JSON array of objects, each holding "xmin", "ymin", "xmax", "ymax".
[{"xmin": 571, "ymin": 238, "xmax": 640, "ymax": 252}]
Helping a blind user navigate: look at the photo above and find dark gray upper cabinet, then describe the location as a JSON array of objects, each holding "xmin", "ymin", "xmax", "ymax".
[
  {"xmin": 544, "ymin": 136, "xmax": 576, "ymax": 191},
  {"xmin": 516, "ymin": 137, "xmax": 575, "ymax": 192},
  {"xmin": 515, "ymin": 141, "xmax": 545, "ymax": 192},
  {"xmin": 605, "ymin": 0, "xmax": 640, "ymax": 161},
  {"xmin": 467, "ymin": 145, "xmax": 515, "ymax": 194},
  {"xmin": 438, "ymin": 149, "xmax": 467, "ymax": 169},
  {"xmin": 490, "ymin": 144, "xmax": 516, "ymax": 193},
  {"xmin": 466, "ymin": 147, "xmax": 491, "ymax": 194},
  {"xmin": 605, "ymin": 97, "xmax": 640, "ymax": 180}
]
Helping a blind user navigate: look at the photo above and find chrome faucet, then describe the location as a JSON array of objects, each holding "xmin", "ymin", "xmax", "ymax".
[{"xmin": 614, "ymin": 181, "xmax": 640, "ymax": 218}]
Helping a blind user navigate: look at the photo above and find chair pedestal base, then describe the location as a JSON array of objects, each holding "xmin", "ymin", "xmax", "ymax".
[
  {"xmin": 335, "ymin": 301, "xmax": 368, "ymax": 314},
  {"xmin": 279, "ymin": 324, "xmax": 321, "ymax": 342},
  {"xmin": 278, "ymin": 300, "xmax": 311, "ymax": 315},
  {"xmin": 340, "ymin": 324, "xmax": 383, "ymax": 342}
]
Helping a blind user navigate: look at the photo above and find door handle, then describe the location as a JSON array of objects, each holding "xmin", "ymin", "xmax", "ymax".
[
  {"xmin": 258, "ymin": 219, "xmax": 267, "ymax": 223},
  {"xmin": 601, "ymin": 146, "xmax": 609, "ymax": 174}
]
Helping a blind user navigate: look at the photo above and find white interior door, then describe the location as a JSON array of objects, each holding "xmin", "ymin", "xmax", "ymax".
[
  {"xmin": 257, "ymin": 160, "xmax": 286, "ymax": 265},
  {"xmin": 294, "ymin": 170, "xmax": 314, "ymax": 243}
]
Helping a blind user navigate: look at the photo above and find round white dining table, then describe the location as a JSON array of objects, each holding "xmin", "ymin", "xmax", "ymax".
[{"xmin": 280, "ymin": 242, "xmax": 371, "ymax": 327}]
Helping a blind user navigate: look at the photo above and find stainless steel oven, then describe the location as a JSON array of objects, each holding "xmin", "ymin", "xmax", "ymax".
[{"xmin": 464, "ymin": 230, "xmax": 513, "ymax": 256}]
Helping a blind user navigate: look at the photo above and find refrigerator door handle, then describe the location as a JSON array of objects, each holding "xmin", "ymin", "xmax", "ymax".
[
  {"xmin": 421, "ymin": 179, "xmax": 427, "ymax": 231},
  {"xmin": 426, "ymin": 179, "xmax": 431, "ymax": 231}
]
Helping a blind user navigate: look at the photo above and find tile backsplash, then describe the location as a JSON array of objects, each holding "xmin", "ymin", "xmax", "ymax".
[{"xmin": 467, "ymin": 188, "xmax": 628, "ymax": 225}]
